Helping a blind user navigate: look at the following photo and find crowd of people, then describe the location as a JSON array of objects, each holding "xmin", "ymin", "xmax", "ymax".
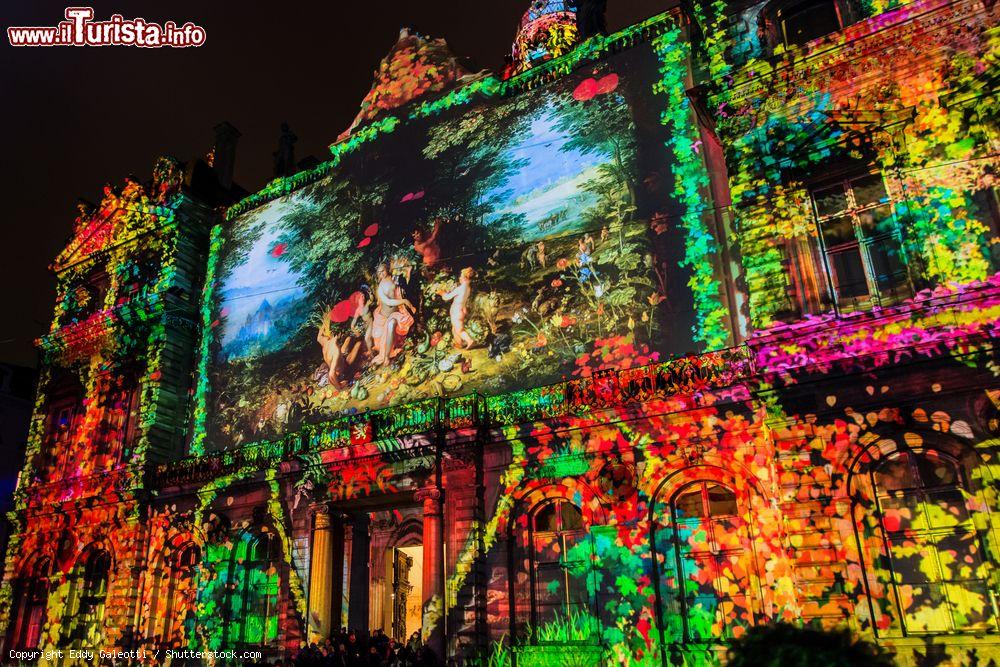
[{"xmin": 290, "ymin": 629, "xmax": 440, "ymax": 667}]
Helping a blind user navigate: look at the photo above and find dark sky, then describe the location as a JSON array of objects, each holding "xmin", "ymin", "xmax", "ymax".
[{"xmin": 0, "ymin": 0, "xmax": 668, "ymax": 368}]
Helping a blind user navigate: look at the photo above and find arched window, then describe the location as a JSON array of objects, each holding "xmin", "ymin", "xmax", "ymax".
[
  {"xmin": 151, "ymin": 544, "xmax": 200, "ymax": 648},
  {"xmin": 865, "ymin": 450, "xmax": 997, "ymax": 634},
  {"xmin": 226, "ymin": 533, "xmax": 281, "ymax": 647},
  {"xmin": 525, "ymin": 499, "xmax": 597, "ymax": 643},
  {"xmin": 654, "ymin": 481, "xmax": 755, "ymax": 643},
  {"xmin": 62, "ymin": 548, "xmax": 111, "ymax": 647},
  {"xmin": 6, "ymin": 556, "xmax": 52, "ymax": 650}
]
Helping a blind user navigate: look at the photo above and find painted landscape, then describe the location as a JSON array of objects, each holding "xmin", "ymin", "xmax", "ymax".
[{"xmin": 207, "ymin": 53, "xmax": 697, "ymax": 449}]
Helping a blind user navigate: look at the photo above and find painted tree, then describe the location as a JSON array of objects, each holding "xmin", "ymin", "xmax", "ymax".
[
  {"xmin": 551, "ymin": 78, "xmax": 640, "ymax": 219},
  {"xmin": 421, "ymin": 100, "xmax": 532, "ymax": 256}
]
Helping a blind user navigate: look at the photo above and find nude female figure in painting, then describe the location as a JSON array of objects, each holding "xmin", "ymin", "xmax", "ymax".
[{"xmin": 371, "ymin": 262, "xmax": 416, "ymax": 366}]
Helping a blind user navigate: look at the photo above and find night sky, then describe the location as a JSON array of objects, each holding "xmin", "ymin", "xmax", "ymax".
[{"xmin": 0, "ymin": 1, "xmax": 669, "ymax": 369}]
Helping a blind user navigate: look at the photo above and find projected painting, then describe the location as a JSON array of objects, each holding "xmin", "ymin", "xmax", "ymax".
[{"xmin": 207, "ymin": 49, "xmax": 699, "ymax": 448}]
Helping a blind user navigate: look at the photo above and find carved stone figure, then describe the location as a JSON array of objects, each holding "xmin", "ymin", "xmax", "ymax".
[{"xmin": 273, "ymin": 121, "xmax": 298, "ymax": 177}]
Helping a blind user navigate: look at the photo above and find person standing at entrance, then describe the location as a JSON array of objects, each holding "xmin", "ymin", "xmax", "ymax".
[
  {"xmin": 345, "ymin": 630, "xmax": 363, "ymax": 666},
  {"xmin": 406, "ymin": 630, "xmax": 422, "ymax": 654}
]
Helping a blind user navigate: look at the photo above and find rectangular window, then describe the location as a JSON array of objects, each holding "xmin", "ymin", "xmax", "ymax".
[
  {"xmin": 810, "ymin": 172, "xmax": 911, "ymax": 312},
  {"xmin": 43, "ymin": 399, "xmax": 80, "ymax": 481}
]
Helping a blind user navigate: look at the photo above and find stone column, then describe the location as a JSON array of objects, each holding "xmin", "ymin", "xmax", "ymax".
[
  {"xmin": 347, "ymin": 512, "xmax": 371, "ymax": 637},
  {"xmin": 416, "ymin": 486, "xmax": 445, "ymax": 659},
  {"xmin": 307, "ymin": 505, "xmax": 334, "ymax": 643}
]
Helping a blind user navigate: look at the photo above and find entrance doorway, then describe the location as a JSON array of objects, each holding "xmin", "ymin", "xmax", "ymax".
[
  {"xmin": 386, "ymin": 545, "xmax": 423, "ymax": 641},
  {"xmin": 362, "ymin": 506, "xmax": 424, "ymax": 641}
]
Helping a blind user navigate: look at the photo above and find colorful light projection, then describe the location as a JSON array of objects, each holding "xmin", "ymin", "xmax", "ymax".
[
  {"xmin": 511, "ymin": 0, "xmax": 581, "ymax": 74},
  {"xmin": 472, "ymin": 306, "xmax": 998, "ymax": 665},
  {"xmin": 709, "ymin": 0, "xmax": 998, "ymax": 327},
  {"xmin": 0, "ymin": 158, "xmax": 193, "ymax": 652},
  {"xmin": 6, "ymin": 0, "xmax": 1000, "ymax": 664},
  {"xmin": 201, "ymin": 40, "xmax": 721, "ymax": 451}
]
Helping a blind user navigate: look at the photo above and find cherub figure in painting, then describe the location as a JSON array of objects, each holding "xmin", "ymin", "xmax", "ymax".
[
  {"xmin": 413, "ymin": 218, "xmax": 443, "ymax": 269},
  {"xmin": 317, "ymin": 318, "xmax": 363, "ymax": 390},
  {"xmin": 372, "ymin": 261, "xmax": 416, "ymax": 366},
  {"xmin": 440, "ymin": 267, "xmax": 475, "ymax": 350}
]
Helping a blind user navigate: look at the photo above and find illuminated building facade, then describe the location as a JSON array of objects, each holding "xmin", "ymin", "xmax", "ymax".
[{"xmin": 2, "ymin": 1, "xmax": 998, "ymax": 665}]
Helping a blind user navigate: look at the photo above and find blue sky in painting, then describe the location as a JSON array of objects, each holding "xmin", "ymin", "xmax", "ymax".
[{"xmin": 490, "ymin": 104, "xmax": 609, "ymax": 241}]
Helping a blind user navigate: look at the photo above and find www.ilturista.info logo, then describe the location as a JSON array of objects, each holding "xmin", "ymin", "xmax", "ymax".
[{"xmin": 8, "ymin": 7, "xmax": 206, "ymax": 47}]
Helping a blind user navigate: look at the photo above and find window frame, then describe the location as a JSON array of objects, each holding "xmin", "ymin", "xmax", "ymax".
[
  {"xmin": 224, "ymin": 532, "xmax": 281, "ymax": 648},
  {"xmin": 667, "ymin": 481, "xmax": 756, "ymax": 644},
  {"xmin": 809, "ymin": 171, "xmax": 912, "ymax": 312},
  {"xmin": 762, "ymin": 0, "xmax": 861, "ymax": 50},
  {"xmin": 525, "ymin": 499, "xmax": 598, "ymax": 645},
  {"xmin": 7, "ymin": 556, "xmax": 52, "ymax": 651},
  {"xmin": 43, "ymin": 395, "xmax": 82, "ymax": 481},
  {"xmin": 155, "ymin": 544, "xmax": 200, "ymax": 648},
  {"xmin": 61, "ymin": 548, "xmax": 112, "ymax": 648},
  {"xmin": 865, "ymin": 450, "xmax": 998, "ymax": 636},
  {"xmin": 777, "ymin": 0, "xmax": 845, "ymax": 47},
  {"xmin": 96, "ymin": 376, "xmax": 142, "ymax": 466}
]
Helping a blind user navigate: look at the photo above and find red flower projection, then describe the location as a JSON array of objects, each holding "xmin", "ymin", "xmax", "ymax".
[
  {"xmin": 573, "ymin": 78, "xmax": 599, "ymax": 101},
  {"xmin": 573, "ymin": 73, "xmax": 619, "ymax": 101},
  {"xmin": 596, "ymin": 73, "xmax": 619, "ymax": 93}
]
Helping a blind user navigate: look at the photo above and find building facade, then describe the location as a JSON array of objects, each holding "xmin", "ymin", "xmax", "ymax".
[{"xmin": 2, "ymin": 1, "xmax": 998, "ymax": 665}]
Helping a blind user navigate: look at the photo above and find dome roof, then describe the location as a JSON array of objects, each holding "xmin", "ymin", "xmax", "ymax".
[{"xmin": 511, "ymin": 0, "xmax": 580, "ymax": 74}]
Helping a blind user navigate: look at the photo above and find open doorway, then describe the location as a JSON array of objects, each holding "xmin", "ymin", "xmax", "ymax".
[
  {"xmin": 386, "ymin": 545, "xmax": 423, "ymax": 642},
  {"xmin": 365, "ymin": 507, "xmax": 424, "ymax": 642}
]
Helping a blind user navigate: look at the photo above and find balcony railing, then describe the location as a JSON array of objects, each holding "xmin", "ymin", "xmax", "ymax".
[{"xmin": 156, "ymin": 346, "xmax": 755, "ymax": 487}]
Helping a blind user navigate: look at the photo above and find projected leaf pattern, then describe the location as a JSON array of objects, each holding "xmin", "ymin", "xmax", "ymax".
[{"xmin": 4, "ymin": 2, "xmax": 1000, "ymax": 665}]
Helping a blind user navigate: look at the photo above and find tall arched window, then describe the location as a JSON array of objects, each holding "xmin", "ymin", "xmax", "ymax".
[
  {"xmin": 62, "ymin": 548, "xmax": 112, "ymax": 647},
  {"xmin": 226, "ymin": 533, "xmax": 281, "ymax": 647},
  {"xmin": 654, "ymin": 481, "xmax": 755, "ymax": 643},
  {"xmin": 6, "ymin": 556, "xmax": 52, "ymax": 650},
  {"xmin": 526, "ymin": 499, "xmax": 597, "ymax": 643},
  {"xmin": 151, "ymin": 543, "xmax": 200, "ymax": 648},
  {"xmin": 865, "ymin": 450, "xmax": 997, "ymax": 634}
]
